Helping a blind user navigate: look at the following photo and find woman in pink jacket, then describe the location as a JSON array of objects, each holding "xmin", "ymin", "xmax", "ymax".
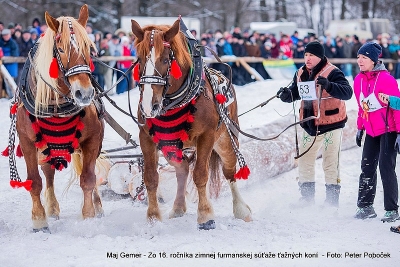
[{"xmin": 353, "ymin": 42, "xmax": 400, "ymax": 222}]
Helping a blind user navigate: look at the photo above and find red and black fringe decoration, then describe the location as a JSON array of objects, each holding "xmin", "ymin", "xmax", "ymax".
[
  {"xmin": 147, "ymin": 98, "xmax": 196, "ymax": 162},
  {"xmin": 28, "ymin": 110, "xmax": 85, "ymax": 171}
]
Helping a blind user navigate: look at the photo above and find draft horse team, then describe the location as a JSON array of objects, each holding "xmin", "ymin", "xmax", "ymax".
[{"xmin": 3, "ymin": 5, "xmax": 252, "ymax": 232}]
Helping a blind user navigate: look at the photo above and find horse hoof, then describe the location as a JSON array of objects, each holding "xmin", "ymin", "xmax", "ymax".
[
  {"xmin": 198, "ymin": 220, "xmax": 215, "ymax": 230},
  {"xmin": 33, "ymin": 227, "xmax": 51, "ymax": 234}
]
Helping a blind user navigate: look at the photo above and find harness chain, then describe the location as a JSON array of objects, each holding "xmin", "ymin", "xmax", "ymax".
[
  {"xmin": 6, "ymin": 95, "xmax": 32, "ymax": 190},
  {"xmin": 204, "ymin": 66, "xmax": 249, "ymax": 179}
]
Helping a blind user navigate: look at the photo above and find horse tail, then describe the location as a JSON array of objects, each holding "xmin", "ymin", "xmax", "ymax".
[
  {"xmin": 209, "ymin": 150, "xmax": 223, "ymax": 199},
  {"xmin": 64, "ymin": 153, "xmax": 110, "ymax": 196}
]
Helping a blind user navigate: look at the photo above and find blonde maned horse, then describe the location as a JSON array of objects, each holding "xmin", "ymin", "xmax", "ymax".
[{"xmin": 8, "ymin": 5, "xmax": 104, "ymax": 232}]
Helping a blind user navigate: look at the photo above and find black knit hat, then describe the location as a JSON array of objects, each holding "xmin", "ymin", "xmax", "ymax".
[
  {"xmin": 357, "ymin": 42, "xmax": 382, "ymax": 63},
  {"xmin": 304, "ymin": 41, "xmax": 325, "ymax": 59}
]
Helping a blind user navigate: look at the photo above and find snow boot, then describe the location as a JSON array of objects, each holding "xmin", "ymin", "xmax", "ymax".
[
  {"xmin": 325, "ymin": 184, "xmax": 341, "ymax": 207},
  {"xmin": 298, "ymin": 182, "xmax": 315, "ymax": 205},
  {"xmin": 354, "ymin": 205, "xmax": 377, "ymax": 219},
  {"xmin": 381, "ymin": 210, "xmax": 400, "ymax": 223}
]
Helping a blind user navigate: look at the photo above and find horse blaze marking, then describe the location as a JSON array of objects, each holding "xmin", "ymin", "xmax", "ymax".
[{"xmin": 142, "ymin": 47, "xmax": 156, "ymax": 116}]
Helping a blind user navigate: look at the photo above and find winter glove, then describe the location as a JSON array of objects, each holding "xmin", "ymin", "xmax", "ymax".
[
  {"xmin": 395, "ymin": 134, "xmax": 400, "ymax": 154},
  {"xmin": 356, "ymin": 130, "xmax": 364, "ymax": 147},
  {"xmin": 316, "ymin": 76, "xmax": 331, "ymax": 91},
  {"xmin": 276, "ymin": 87, "xmax": 292, "ymax": 103}
]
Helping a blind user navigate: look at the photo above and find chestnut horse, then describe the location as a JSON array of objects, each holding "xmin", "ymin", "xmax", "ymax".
[
  {"xmin": 131, "ymin": 18, "xmax": 251, "ymax": 230},
  {"xmin": 8, "ymin": 5, "xmax": 104, "ymax": 232}
]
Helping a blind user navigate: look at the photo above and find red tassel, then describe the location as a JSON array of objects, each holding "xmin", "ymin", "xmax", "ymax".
[
  {"xmin": 16, "ymin": 144, "xmax": 23, "ymax": 158},
  {"xmin": 187, "ymin": 114, "xmax": 195, "ymax": 123},
  {"xmin": 31, "ymin": 122, "xmax": 40, "ymax": 133},
  {"xmin": 90, "ymin": 59, "xmax": 95, "ymax": 72},
  {"xmin": 10, "ymin": 103, "xmax": 18, "ymax": 115},
  {"xmin": 2, "ymin": 146, "xmax": 9, "ymax": 157},
  {"xmin": 133, "ymin": 64, "xmax": 140, "ymax": 81},
  {"xmin": 215, "ymin": 93, "xmax": 227, "ymax": 104},
  {"xmin": 234, "ymin": 165, "xmax": 250, "ymax": 180},
  {"xmin": 49, "ymin": 58, "xmax": 59, "ymax": 78},
  {"xmin": 34, "ymin": 140, "xmax": 46, "ymax": 148},
  {"xmin": 72, "ymin": 139, "xmax": 79, "ymax": 149},
  {"xmin": 76, "ymin": 121, "xmax": 84, "ymax": 131},
  {"xmin": 10, "ymin": 180, "xmax": 32, "ymax": 191},
  {"xmin": 181, "ymin": 131, "xmax": 189, "ymax": 141},
  {"xmin": 170, "ymin": 59, "xmax": 182, "ymax": 79},
  {"xmin": 153, "ymin": 135, "xmax": 159, "ymax": 143}
]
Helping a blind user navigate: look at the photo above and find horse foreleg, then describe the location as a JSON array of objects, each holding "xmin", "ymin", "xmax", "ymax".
[
  {"xmin": 79, "ymin": 150, "xmax": 99, "ymax": 219},
  {"xmin": 140, "ymin": 133, "xmax": 161, "ymax": 223},
  {"xmin": 41, "ymin": 164, "xmax": 60, "ymax": 220},
  {"xmin": 169, "ymin": 162, "xmax": 189, "ymax": 218},
  {"xmin": 19, "ymin": 137, "xmax": 48, "ymax": 231}
]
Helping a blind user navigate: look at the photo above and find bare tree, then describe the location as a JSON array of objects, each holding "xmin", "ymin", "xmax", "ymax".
[
  {"xmin": 361, "ymin": 0, "xmax": 369, "ymax": 18},
  {"xmin": 340, "ymin": 0, "xmax": 346, "ymax": 19},
  {"xmin": 260, "ymin": 0, "xmax": 269, "ymax": 22}
]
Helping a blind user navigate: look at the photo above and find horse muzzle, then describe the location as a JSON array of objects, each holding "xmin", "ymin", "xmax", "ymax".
[
  {"xmin": 72, "ymin": 85, "xmax": 95, "ymax": 107},
  {"xmin": 140, "ymin": 102, "xmax": 163, "ymax": 118}
]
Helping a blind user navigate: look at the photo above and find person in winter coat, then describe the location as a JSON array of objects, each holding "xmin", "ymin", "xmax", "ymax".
[
  {"xmin": 353, "ymin": 42, "xmax": 400, "ymax": 222},
  {"xmin": 276, "ymin": 41, "xmax": 353, "ymax": 207},
  {"xmin": 0, "ymin": 29, "xmax": 19, "ymax": 98}
]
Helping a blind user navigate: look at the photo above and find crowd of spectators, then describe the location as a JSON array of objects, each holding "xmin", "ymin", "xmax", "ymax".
[
  {"xmin": 2, "ymin": 18, "xmax": 400, "ymax": 98},
  {"xmin": 196, "ymin": 26, "xmax": 400, "ymax": 85},
  {"xmin": 0, "ymin": 18, "xmax": 138, "ymax": 98}
]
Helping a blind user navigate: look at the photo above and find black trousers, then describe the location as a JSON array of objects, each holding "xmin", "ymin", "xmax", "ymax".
[{"xmin": 357, "ymin": 132, "xmax": 398, "ymax": 211}]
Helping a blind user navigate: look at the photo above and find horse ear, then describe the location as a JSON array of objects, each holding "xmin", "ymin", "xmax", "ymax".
[
  {"xmin": 131, "ymin": 20, "xmax": 144, "ymax": 42},
  {"xmin": 45, "ymin": 11, "xmax": 59, "ymax": 33},
  {"xmin": 77, "ymin": 4, "xmax": 89, "ymax": 27},
  {"xmin": 164, "ymin": 18, "xmax": 180, "ymax": 42}
]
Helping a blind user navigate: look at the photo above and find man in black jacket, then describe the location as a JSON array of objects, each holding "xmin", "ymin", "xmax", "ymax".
[{"xmin": 277, "ymin": 41, "xmax": 353, "ymax": 207}]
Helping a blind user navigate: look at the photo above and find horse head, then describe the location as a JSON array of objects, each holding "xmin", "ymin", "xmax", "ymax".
[
  {"xmin": 131, "ymin": 18, "xmax": 192, "ymax": 118},
  {"xmin": 35, "ymin": 4, "xmax": 95, "ymax": 110}
]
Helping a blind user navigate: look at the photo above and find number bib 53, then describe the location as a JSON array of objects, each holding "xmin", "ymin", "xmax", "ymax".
[{"xmin": 298, "ymin": 81, "xmax": 317, "ymax": 100}]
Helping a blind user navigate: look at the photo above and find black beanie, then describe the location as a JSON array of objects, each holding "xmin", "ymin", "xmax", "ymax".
[
  {"xmin": 304, "ymin": 41, "xmax": 325, "ymax": 59},
  {"xmin": 357, "ymin": 42, "xmax": 382, "ymax": 63}
]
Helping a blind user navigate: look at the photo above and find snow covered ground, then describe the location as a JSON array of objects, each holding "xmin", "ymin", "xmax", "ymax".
[{"xmin": 1, "ymin": 78, "xmax": 400, "ymax": 267}]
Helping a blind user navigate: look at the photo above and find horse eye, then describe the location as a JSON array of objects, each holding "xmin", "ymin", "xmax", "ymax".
[
  {"xmin": 58, "ymin": 48, "xmax": 65, "ymax": 53},
  {"xmin": 163, "ymin": 58, "xmax": 168, "ymax": 64}
]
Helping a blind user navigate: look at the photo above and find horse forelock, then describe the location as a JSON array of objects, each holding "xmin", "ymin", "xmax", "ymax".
[
  {"xmin": 135, "ymin": 25, "xmax": 192, "ymax": 69},
  {"xmin": 34, "ymin": 16, "xmax": 95, "ymax": 114}
]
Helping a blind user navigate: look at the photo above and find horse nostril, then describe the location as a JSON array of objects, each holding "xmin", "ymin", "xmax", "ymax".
[{"xmin": 75, "ymin": 90, "xmax": 82, "ymax": 99}]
